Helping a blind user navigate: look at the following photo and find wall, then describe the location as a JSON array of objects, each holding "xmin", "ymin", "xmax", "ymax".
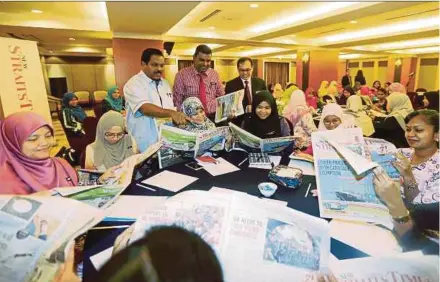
[
  {"xmin": 346, "ymin": 58, "xmax": 390, "ymax": 86},
  {"xmin": 309, "ymin": 50, "xmax": 339, "ymax": 90},
  {"xmin": 418, "ymin": 57, "xmax": 439, "ymax": 91}
]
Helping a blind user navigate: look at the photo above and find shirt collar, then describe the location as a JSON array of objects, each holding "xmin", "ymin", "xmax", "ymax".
[
  {"xmin": 139, "ymin": 70, "xmax": 163, "ymax": 85},
  {"xmin": 191, "ymin": 66, "xmax": 208, "ymax": 77}
]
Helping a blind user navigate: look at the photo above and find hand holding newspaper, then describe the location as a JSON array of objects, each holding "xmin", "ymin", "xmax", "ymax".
[{"xmin": 215, "ymin": 90, "xmax": 245, "ymax": 123}]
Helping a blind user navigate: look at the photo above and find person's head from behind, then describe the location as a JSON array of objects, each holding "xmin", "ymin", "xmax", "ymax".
[
  {"xmin": 141, "ymin": 48, "xmax": 164, "ymax": 81},
  {"xmin": 388, "ymin": 82, "xmax": 406, "ymax": 94},
  {"xmin": 320, "ymin": 103, "xmax": 344, "ymax": 131},
  {"xmin": 98, "ymin": 111, "xmax": 126, "ymax": 145},
  {"xmin": 193, "ymin": 44, "xmax": 212, "ymax": 73},
  {"xmin": 386, "ymin": 92, "xmax": 412, "ymax": 113},
  {"xmin": 343, "ymin": 87, "xmax": 355, "ymax": 98},
  {"xmin": 376, "ymin": 88, "xmax": 387, "ymax": 101},
  {"xmin": 422, "ymin": 91, "xmax": 439, "ymax": 112},
  {"xmin": 373, "ymin": 80, "xmax": 381, "ymax": 89},
  {"xmin": 253, "ymin": 90, "xmax": 277, "ymax": 121},
  {"xmin": 236, "ymin": 57, "xmax": 253, "ymax": 80},
  {"xmin": 272, "ymin": 83, "xmax": 283, "ymax": 98},
  {"xmin": 63, "ymin": 93, "xmax": 79, "ymax": 108},
  {"xmin": 182, "ymin": 97, "xmax": 207, "ymax": 124},
  {"xmin": 319, "ymin": 81, "xmax": 329, "ymax": 89},
  {"xmin": 97, "ymin": 226, "xmax": 223, "ymax": 282},
  {"xmin": 322, "ymin": 95, "xmax": 334, "ymax": 105},
  {"xmin": 356, "ymin": 70, "xmax": 363, "ymax": 77},
  {"xmin": 109, "ymin": 86, "xmax": 121, "ymax": 99},
  {"xmin": 405, "ymin": 110, "xmax": 439, "ymax": 150}
]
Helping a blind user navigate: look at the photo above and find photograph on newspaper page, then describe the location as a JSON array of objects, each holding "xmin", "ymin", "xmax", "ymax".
[
  {"xmin": 229, "ymin": 122, "xmax": 261, "ymax": 150},
  {"xmin": 312, "ymin": 128, "xmax": 391, "ymax": 226},
  {"xmin": 215, "ymin": 90, "xmax": 245, "ymax": 123},
  {"xmin": 195, "ymin": 127, "xmax": 229, "ymax": 157},
  {"xmin": 364, "ymin": 137, "xmax": 400, "ymax": 181},
  {"xmin": 261, "ymin": 136, "xmax": 296, "ymax": 153},
  {"xmin": 160, "ymin": 124, "xmax": 197, "ymax": 151}
]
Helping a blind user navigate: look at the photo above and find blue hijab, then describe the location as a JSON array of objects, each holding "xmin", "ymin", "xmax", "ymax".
[
  {"xmin": 104, "ymin": 86, "xmax": 123, "ymax": 112},
  {"xmin": 62, "ymin": 93, "xmax": 87, "ymax": 122}
]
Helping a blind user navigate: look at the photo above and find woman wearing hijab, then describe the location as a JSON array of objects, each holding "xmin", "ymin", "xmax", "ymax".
[
  {"xmin": 180, "ymin": 97, "xmax": 216, "ymax": 133},
  {"xmin": 422, "ymin": 91, "xmax": 439, "ymax": 112},
  {"xmin": 346, "ymin": 95, "xmax": 375, "ymax": 137},
  {"xmin": 61, "ymin": 92, "xmax": 86, "ymax": 136},
  {"xmin": 283, "ymin": 90, "xmax": 317, "ymax": 148},
  {"xmin": 0, "ymin": 112, "xmax": 79, "ymax": 194},
  {"xmin": 372, "ymin": 91, "xmax": 414, "ymax": 148},
  {"xmin": 318, "ymin": 81, "xmax": 329, "ymax": 102},
  {"xmin": 305, "ymin": 87, "xmax": 318, "ymax": 110},
  {"xmin": 242, "ymin": 91, "xmax": 290, "ymax": 138},
  {"xmin": 327, "ymin": 81, "xmax": 339, "ymax": 101},
  {"xmin": 102, "ymin": 86, "xmax": 125, "ymax": 115},
  {"xmin": 337, "ymin": 86, "xmax": 355, "ymax": 106},
  {"xmin": 355, "ymin": 70, "xmax": 366, "ymax": 86},
  {"xmin": 276, "ymin": 84, "xmax": 299, "ymax": 115},
  {"xmin": 85, "ymin": 111, "xmax": 138, "ymax": 170}
]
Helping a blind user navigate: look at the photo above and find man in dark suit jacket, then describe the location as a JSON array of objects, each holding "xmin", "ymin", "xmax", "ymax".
[
  {"xmin": 341, "ymin": 69, "xmax": 352, "ymax": 88},
  {"xmin": 225, "ymin": 57, "xmax": 267, "ymax": 125}
]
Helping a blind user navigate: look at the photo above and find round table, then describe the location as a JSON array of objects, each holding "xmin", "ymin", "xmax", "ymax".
[{"xmin": 82, "ymin": 150, "xmax": 368, "ymax": 281}]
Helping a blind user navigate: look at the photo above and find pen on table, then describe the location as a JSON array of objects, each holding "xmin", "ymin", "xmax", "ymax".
[
  {"xmin": 136, "ymin": 183, "xmax": 156, "ymax": 192},
  {"xmin": 304, "ymin": 183, "xmax": 312, "ymax": 198},
  {"xmin": 238, "ymin": 157, "xmax": 248, "ymax": 166}
]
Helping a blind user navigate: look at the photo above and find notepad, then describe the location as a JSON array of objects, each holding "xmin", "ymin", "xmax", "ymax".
[
  {"xmin": 142, "ymin": 171, "xmax": 198, "ymax": 192},
  {"xmin": 199, "ymin": 157, "xmax": 239, "ymax": 176}
]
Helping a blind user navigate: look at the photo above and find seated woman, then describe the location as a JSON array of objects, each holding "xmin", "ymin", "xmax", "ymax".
[
  {"xmin": 372, "ymin": 89, "xmax": 414, "ymax": 148},
  {"xmin": 102, "ymin": 86, "xmax": 125, "ymax": 115},
  {"xmin": 242, "ymin": 91, "xmax": 290, "ymax": 138},
  {"xmin": 305, "ymin": 87, "xmax": 318, "ymax": 111},
  {"xmin": 337, "ymin": 86, "xmax": 355, "ymax": 106},
  {"xmin": 61, "ymin": 92, "xmax": 86, "ymax": 136},
  {"xmin": 422, "ymin": 91, "xmax": 439, "ymax": 112},
  {"xmin": 283, "ymin": 90, "xmax": 317, "ymax": 148},
  {"xmin": 317, "ymin": 80, "xmax": 329, "ymax": 102},
  {"xmin": 0, "ymin": 112, "xmax": 115, "ymax": 195},
  {"xmin": 372, "ymin": 80, "xmax": 381, "ymax": 91},
  {"xmin": 346, "ymin": 95, "xmax": 375, "ymax": 137},
  {"xmin": 275, "ymin": 83, "xmax": 297, "ymax": 115},
  {"xmin": 85, "ymin": 111, "xmax": 138, "ymax": 170},
  {"xmin": 179, "ymin": 97, "xmax": 216, "ymax": 133},
  {"xmin": 372, "ymin": 87, "xmax": 388, "ymax": 112}
]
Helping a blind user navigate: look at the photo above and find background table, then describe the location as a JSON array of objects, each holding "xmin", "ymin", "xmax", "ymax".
[{"xmin": 83, "ymin": 150, "xmax": 368, "ymax": 281}]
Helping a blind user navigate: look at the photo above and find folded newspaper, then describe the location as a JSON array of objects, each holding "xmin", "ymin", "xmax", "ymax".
[
  {"xmin": 215, "ymin": 89, "xmax": 245, "ymax": 123},
  {"xmin": 312, "ymin": 128, "xmax": 392, "ymax": 227},
  {"xmin": 0, "ymin": 195, "xmax": 104, "ymax": 282},
  {"xmin": 229, "ymin": 122, "xmax": 296, "ymax": 153},
  {"xmin": 129, "ymin": 190, "xmax": 330, "ymax": 282}
]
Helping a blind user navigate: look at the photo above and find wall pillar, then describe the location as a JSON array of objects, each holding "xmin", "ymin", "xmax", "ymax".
[
  {"xmin": 308, "ymin": 49, "xmax": 339, "ymax": 90},
  {"xmin": 400, "ymin": 57, "xmax": 418, "ymax": 92}
]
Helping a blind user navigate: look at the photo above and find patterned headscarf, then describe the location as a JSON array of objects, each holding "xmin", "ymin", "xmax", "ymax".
[{"xmin": 181, "ymin": 97, "xmax": 216, "ymax": 132}]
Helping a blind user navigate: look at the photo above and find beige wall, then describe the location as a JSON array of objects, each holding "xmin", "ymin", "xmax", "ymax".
[
  {"xmin": 377, "ymin": 66, "xmax": 388, "ymax": 85},
  {"xmin": 418, "ymin": 64, "xmax": 439, "ymax": 91}
]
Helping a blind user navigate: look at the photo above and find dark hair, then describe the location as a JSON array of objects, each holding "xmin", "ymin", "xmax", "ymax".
[
  {"xmin": 356, "ymin": 70, "xmax": 364, "ymax": 77},
  {"xmin": 286, "ymin": 83, "xmax": 297, "ymax": 89},
  {"xmin": 423, "ymin": 91, "xmax": 440, "ymax": 112},
  {"xmin": 372, "ymin": 80, "xmax": 381, "ymax": 88},
  {"xmin": 416, "ymin": 88, "xmax": 427, "ymax": 93},
  {"xmin": 141, "ymin": 48, "xmax": 163, "ymax": 64},
  {"xmin": 377, "ymin": 88, "xmax": 387, "ymax": 94},
  {"xmin": 323, "ymin": 95, "xmax": 333, "ymax": 102},
  {"xmin": 385, "ymin": 82, "xmax": 391, "ymax": 86},
  {"xmin": 405, "ymin": 109, "xmax": 439, "ymax": 133},
  {"xmin": 343, "ymin": 86, "xmax": 355, "ymax": 96},
  {"xmin": 237, "ymin": 57, "xmax": 253, "ymax": 68},
  {"xmin": 194, "ymin": 44, "xmax": 212, "ymax": 57},
  {"xmin": 97, "ymin": 226, "xmax": 223, "ymax": 282}
]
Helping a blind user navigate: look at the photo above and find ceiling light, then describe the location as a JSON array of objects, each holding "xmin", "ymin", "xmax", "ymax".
[
  {"xmin": 326, "ymin": 17, "xmax": 439, "ymax": 42},
  {"xmin": 390, "ymin": 46, "xmax": 440, "ymax": 54},
  {"xmin": 250, "ymin": 3, "xmax": 259, "ymax": 8},
  {"xmin": 241, "ymin": 47, "xmax": 287, "ymax": 57},
  {"xmin": 251, "ymin": 2, "xmax": 357, "ymax": 33},
  {"xmin": 395, "ymin": 59, "xmax": 402, "ymax": 66},
  {"xmin": 31, "ymin": 9, "xmax": 43, "ymax": 13},
  {"xmin": 339, "ymin": 54, "xmax": 362, "ymax": 59},
  {"xmin": 208, "ymin": 26, "xmax": 216, "ymax": 30},
  {"xmin": 49, "ymin": 50, "xmax": 53, "ymax": 53},
  {"xmin": 69, "ymin": 38, "xmax": 75, "ymax": 41},
  {"xmin": 349, "ymin": 20, "xmax": 357, "ymax": 24},
  {"xmin": 363, "ymin": 37, "xmax": 440, "ymax": 51}
]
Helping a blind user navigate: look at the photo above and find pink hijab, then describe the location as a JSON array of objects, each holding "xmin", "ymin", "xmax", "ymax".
[
  {"xmin": 283, "ymin": 90, "xmax": 310, "ymax": 126},
  {"xmin": 0, "ymin": 112, "xmax": 78, "ymax": 194},
  {"xmin": 305, "ymin": 87, "xmax": 318, "ymax": 109}
]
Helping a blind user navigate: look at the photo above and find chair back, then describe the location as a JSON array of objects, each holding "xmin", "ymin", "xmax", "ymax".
[
  {"xmin": 93, "ymin": 90, "xmax": 107, "ymax": 104},
  {"xmin": 93, "ymin": 103, "xmax": 104, "ymax": 120},
  {"xmin": 74, "ymin": 91, "xmax": 91, "ymax": 106}
]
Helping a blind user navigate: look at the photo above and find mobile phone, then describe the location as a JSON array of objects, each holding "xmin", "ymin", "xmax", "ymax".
[{"xmin": 185, "ymin": 162, "xmax": 204, "ymax": 171}]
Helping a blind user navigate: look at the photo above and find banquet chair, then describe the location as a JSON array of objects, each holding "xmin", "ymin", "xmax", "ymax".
[
  {"xmin": 74, "ymin": 91, "xmax": 91, "ymax": 107},
  {"xmin": 93, "ymin": 90, "xmax": 107, "ymax": 104}
]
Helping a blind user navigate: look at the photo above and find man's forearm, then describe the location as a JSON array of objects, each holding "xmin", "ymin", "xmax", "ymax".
[{"xmin": 139, "ymin": 103, "xmax": 175, "ymax": 118}]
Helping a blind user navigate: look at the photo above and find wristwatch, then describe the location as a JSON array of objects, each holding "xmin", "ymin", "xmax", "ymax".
[{"xmin": 392, "ymin": 209, "xmax": 411, "ymax": 224}]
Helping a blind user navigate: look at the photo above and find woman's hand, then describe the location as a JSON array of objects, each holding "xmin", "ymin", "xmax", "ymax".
[
  {"xmin": 54, "ymin": 241, "xmax": 80, "ymax": 282},
  {"xmin": 373, "ymin": 168, "xmax": 408, "ymax": 217},
  {"xmin": 392, "ymin": 151, "xmax": 412, "ymax": 178},
  {"xmin": 98, "ymin": 165, "xmax": 122, "ymax": 184}
]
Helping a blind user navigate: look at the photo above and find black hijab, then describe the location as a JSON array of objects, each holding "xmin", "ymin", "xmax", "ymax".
[
  {"xmin": 424, "ymin": 91, "xmax": 439, "ymax": 112},
  {"xmin": 244, "ymin": 90, "xmax": 281, "ymax": 138}
]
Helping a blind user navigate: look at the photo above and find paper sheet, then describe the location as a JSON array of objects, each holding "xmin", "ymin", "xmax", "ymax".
[
  {"xmin": 90, "ymin": 247, "xmax": 114, "ymax": 270},
  {"xmin": 200, "ymin": 157, "xmax": 240, "ymax": 176},
  {"xmin": 259, "ymin": 198, "xmax": 288, "ymax": 206},
  {"xmin": 104, "ymin": 195, "xmax": 168, "ymax": 221},
  {"xmin": 209, "ymin": 187, "xmax": 247, "ymax": 195},
  {"xmin": 142, "ymin": 171, "xmax": 198, "ymax": 192},
  {"xmin": 329, "ymin": 219, "xmax": 402, "ymax": 257},
  {"xmin": 288, "ymin": 159, "xmax": 315, "ymax": 176},
  {"xmin": 54, "ymin": 185, "xmax": 101, "ymax": 197},
  {"xmin": 269, "ymin": 155, "xmax": 282, "ymax": 166}
]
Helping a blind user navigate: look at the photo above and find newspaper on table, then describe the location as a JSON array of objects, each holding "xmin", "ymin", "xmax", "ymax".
[
  {"xmin": 0, "ymin": 195, "xmax": 103, "ymax": 282},
  {"xmin": 312, "ymin": 128, "xmax": 392, "ymax": 227},
  {"xmin": 229, "ymin": 122, "xmax": 296, "ymax": 153},
  {"xmin": 53, "ymin": 142, "xmax": 162, "ymax": 209},
  {"xmin": 130, "ymin": 190, "xmax": 330, "ymax": 282},
  {"xmin": 158, "ymin": 125, "xmax": 230, "ymax": 168},
  {"xmin": 215, "ymin": 89, "xmax": 245, "ymax": 123}
]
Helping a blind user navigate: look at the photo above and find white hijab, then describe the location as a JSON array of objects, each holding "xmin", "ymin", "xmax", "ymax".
[
  {"xmin": 318, "ymin": 103, "xmax": 355, "ymax": 131},
  {"xmin": 346, "ymin": 95, "xmax": 375, "ymax": 136},
  {"xmin": 386, "ymin": 92, "xmax": 414, "ymax": 130}
]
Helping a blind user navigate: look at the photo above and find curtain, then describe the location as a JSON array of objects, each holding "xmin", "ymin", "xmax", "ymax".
[{"xmin": 264, "ymin": 62, "xmax": 289, "ymax": 88}]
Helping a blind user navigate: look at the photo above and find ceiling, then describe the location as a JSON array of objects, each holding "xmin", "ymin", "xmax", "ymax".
[{"xmin": 0, "ymin": 1, "xmax": 438, "ymax": 60}]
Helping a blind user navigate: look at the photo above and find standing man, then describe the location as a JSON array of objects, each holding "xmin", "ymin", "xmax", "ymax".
[
  {"xmin": 341, "ymin": 69, "xmax": 352, "ymax": 88},
  {"xmin": 124, "ymin": 48, "xmax": 187, "ymax": 152},
  {"xmin": 173, "ymin": 44, "xmax": 224, "ymax": 120}
]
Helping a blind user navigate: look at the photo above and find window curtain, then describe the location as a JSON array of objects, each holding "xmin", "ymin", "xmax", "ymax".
[{"xmin": 264, "ymin": 62, "xmax": 289, "ymax": 88}]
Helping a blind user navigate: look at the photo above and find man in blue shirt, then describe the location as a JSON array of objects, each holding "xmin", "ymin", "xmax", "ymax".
[{"xmin": 124, "ymin": 48, "xmax": 187, "ymax": 152}]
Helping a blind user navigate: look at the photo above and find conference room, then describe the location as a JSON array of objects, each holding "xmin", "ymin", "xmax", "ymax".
[{"xmin": 0, "ymin": 1, "xmax": 439, "ymax": 282}]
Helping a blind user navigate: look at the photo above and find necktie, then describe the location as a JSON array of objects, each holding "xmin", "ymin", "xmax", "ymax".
[
  {"xmin": 244, "ymin": 80, "xmax": 252, "ymax": 105},
  {"xmin": 198, "ymin": 74, "xmax": 207, "ymax": 110}
]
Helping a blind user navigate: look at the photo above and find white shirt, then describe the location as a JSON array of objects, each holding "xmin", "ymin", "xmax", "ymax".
[{"xmin": 124, "ymin": 71, "xmax": 174, "ymax": 152}]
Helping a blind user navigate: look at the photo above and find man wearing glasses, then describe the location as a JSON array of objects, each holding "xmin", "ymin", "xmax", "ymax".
[{"xmin": 225, "ymin": 57, "xmax": 267, "ymax": 124}]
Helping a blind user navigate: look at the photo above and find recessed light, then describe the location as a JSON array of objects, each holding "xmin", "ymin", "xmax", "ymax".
[
  {"xmin": 208, "ymin": 26, "xmax": 215, "ymax": 30},
  {"xmin": 69, "ymin": 38, "xmax": 75, "ymax": 41},
  {"xmin": 31, "ymin": 9, "xmax": 43, "ymax": 13},
  {"xmin": 350, "ymin": 20, "xmax": 357, "ymax": 24},
  {"xmin": 49, "ymin": 50, "xmax": 53, "ymax": 53},
  {"xmin": 250, "ymin": 3, "xmax": 259, "ymax": 8}
]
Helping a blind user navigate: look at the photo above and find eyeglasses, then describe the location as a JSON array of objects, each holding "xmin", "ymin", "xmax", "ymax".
[
  {"xmin": 104, "ymin": 132, "xmax": 125, "ymax": 138},
  {"xmin": 238, "ymin": 68, "xmax": 252, "ymax": 73},
  {"xmin": 323, "ymin": 120, "xmax": 341, "ymax": 126}
]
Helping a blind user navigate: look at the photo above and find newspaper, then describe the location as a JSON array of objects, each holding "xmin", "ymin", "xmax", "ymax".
[
  {"xmin": 130, "ymin": 190, "xmax": 330, "ymax": 282},
  {"xmin": 312, "ymin": 128, "xmax": 392, "ymax": 226},
  {"xmin": 215, "ymin": 89, "xmax": 245, "ymax": 123},
  {"xmin": 0, "ymin": 195, "xmax": 103, "ymax": 282},
  {"xmin": 364, "ymin": 137, "xmax": 400, "ymax": 181},
  {"xmin": 229, "ymin": 123, "xmax": 296, "ymax": 153}
]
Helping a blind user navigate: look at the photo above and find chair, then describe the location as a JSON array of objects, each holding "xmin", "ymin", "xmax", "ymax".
[
  {"xmin": 83, "ymin": 117, "xmax": 98, "ymax": 145},
  {"xmin": 93, "ymin": 90, "xmax": 107, "ymax": 104},
  {"xmin": 57, "ymin": 110, "xmax": 89, "ymax": 155},
  {"xmin": 74, "ymin": 91, "xmax": 91, "ymax": 107}
]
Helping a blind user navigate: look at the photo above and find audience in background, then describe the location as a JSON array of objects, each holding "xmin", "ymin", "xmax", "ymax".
[
  {"xmin": 283, "ymin": 90, "xmax": 317, "ymax": 148},
  {"xmin": 372, "ymin": 80, "xmax": 381, "ymax": 91},
  {"xmin": 276, "ymin": 83, "xmax": 298, "ymax": 115},
  {"xmin": 372, "ymin": 88, "xmax": 388, "ymax": 112},
  {"xmin": 62, "ymin": 92, "xmax": 86, "ymax": 136},
  {"xmin": 85, "ymin": 111, "xmax": 137, "ymax": 170},
  {"xmin": 346, "ymin": 95, "xmax": 375, "ymax": 137},
  {"xmin": 354, "ymin": 70, "xmax": 366, "ymax": 86},
  {"xmin": 180, "ymin": 97, "xmax": 216, "ymax": 133},
  {"xmin": 353, "ymin": 81, "xmax": 362, "ymax": 94},
  {"xmin": 384, "ymin": 82, "xmax": 391, "ymax": 93},
  {"xmin": 337, "ymin": 86, "xmax": 355, "ymax": 106},
  {"xmin": 267, "ymin": 83, "xmax": 274, "ymax": 94},
  {"xmin": 102, "ymin": 86, "xmax": 125, "ymax": 115},
  {"xmin": 272, "ymin": 83, "xmax": 284, "ymax": 99},
  {"xmin": 422, "ymin": 91, "xmax": 439, "ymax": 112},
  {"xmin": 327, "ymin": 81, "xmax": 339, "ymax": 101},
  {"xmin": 341, "ymin": 69, "xmax": 352, "ymax": 88},
  {"xmin": 243, "ymin": 91, "xmax": 290, "ymax": 138},
  {"xmin": 318, "ymin": 80, "xmax": 329, "ymax": 102},
  {"xmin": 318, "ymin": 103, "xmax": 354, "ymax": 131},
  {"xmin": 305, "ymin": 87, "xmax": 318, "ymax": 110}
]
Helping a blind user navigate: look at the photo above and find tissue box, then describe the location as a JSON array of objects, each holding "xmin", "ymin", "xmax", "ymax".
[{"xmin": 268, "ymin": 165, "xmax": 303, "ymax": 189}]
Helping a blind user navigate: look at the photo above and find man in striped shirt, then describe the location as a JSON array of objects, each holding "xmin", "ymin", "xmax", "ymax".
[{"xmin": 173, "ymin": 45, "xmax": 224, "ymax": 118}]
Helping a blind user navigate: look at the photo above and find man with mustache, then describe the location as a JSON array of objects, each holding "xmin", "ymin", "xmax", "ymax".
[
  {"xmin": 124, "ymin": 48, "xmax": 187, "ymax": 152},
  {"xmin": 173, "ymin": 44, "xmax": 225, "ymax": 120}
]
